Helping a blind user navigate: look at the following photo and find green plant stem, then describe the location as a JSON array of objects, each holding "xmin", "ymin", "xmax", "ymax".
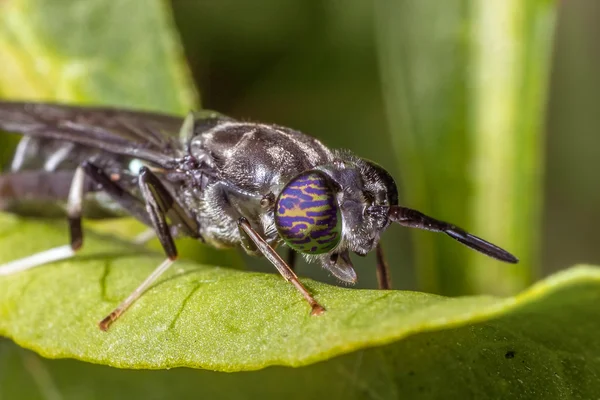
[
  {"xmin": 375, "ymin": 0, "xmax": 557, "ymax": 295},
  {"xmin": 467, "ymin": 0, "xmax": 557, "ymax": 294}
]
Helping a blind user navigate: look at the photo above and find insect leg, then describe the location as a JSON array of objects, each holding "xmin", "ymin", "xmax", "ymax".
[
  {"xmin": 237, "ymin": 219, "xmax": 260, "ymax": 255},
  {"xmin": 375, "ymin": 243, "xmax": 392, "ymax": 290},
  {"xmin": 0, "ymin": 168, "xmax": 86, "ymax": 275},
  {"xmin": 81, "ymin": 161, "xmax": 151, "ymax": 225},
  {"xmin": 133, "ymin": 229, "xmax": 156, "ymax": 245},
  {"xmin": 67, "ymin": 165, "xmax": 86, "ymax": 250},
  {"xmin": 98, "ymin": 258, "xmax": 174, "ymax": 331},
  {"xmin": 237, "ymin": 217, "xmax": 325, "ymax": 316},
  {"xmin": 98, "ymin": 167, "xmax": 199, "ymax": 330},
  {"xmin": 0, "ymin": 162, "xmax": 150, "ymax": 276},
  {"xmin": 388, "ymin": 206, "xmax": 518, "ymax": 263},
  {"xmin": 136, "ymin": 166, "xmax": 201, "ymax": 240},
  {"xmin": 287, "ymin": 249, "xmax": 297, "ymax": 272}
]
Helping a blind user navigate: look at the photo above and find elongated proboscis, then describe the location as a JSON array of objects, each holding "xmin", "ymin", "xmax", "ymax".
[{"xmin": 387, "ymin": 205, "xmax": 518, "ymax": 264}]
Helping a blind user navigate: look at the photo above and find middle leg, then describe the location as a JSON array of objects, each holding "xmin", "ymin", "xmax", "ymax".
[
  {"xmin": 375, "ymin": 243, "xmax": 392, "ymax": 290},
  {"xmin": 98, "ymin": 166, "xmax": 201, "ymax": 330}
]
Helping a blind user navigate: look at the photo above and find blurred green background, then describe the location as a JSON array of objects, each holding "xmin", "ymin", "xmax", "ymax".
[
  {"xmin": 0, "ymin": 0, "xmax": 596, "ymax": 296},
  {"xmin": 168, "ymin": 0, "xmax": 596, "ymax": 292},
  {"xmin": 544, "ymin": 1, "xmax": 600, "ymax": 274},
  {"xmin": 170, "ymin": 0, "xmax": 412, "ymax": 290}
]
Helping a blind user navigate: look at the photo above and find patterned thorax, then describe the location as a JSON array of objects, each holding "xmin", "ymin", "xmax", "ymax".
[{"xmin": 275, "ymin": 170, "xmax": 342, "ymax": 254}]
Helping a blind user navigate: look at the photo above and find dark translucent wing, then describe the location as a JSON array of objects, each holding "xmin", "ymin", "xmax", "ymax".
[{"xmin": 0, "ymin": 101, "xmax": 185, "ymax": 166}]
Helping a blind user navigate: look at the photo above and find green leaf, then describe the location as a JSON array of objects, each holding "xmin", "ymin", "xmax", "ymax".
[
  {"xmin": 375, "ymin": 0, "xmax": 558, "ymax": 296},
  {"xmin": 0, "ymin": 213, "xmax": 599, "ymax": 392},
  {"xmin": 0, "ymin": 0, "xmax": 197, "ymax": 112},
  {"xmin": 0, "ymin": 0, "xmax": 199, "ymax": 168}
]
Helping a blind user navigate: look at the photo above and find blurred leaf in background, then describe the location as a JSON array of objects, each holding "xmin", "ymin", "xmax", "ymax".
[
  {"xmin": 0, "ymin": 0, "xmax": 195, "ymax": 166},
  {"xmin": 0, "ymin": 0, "xmax": 196, "ymax": 110},
  {"xmin": 172, "ymin": 0, "xmax": 415, "ymax": 289},
  {"xmin": 0, "ymin": 0, "xmax": 194, "ymax": 165},
  {"xmin": 0, "ymin": 0, "xmax": 197, "ymax": 165},
  {"xmin": 375, "ymin": 0, "xmax": 557, "ymax": 296},
  {"xmin": 0, "ymin": 0, "xmax": 241, "ymax": 266},
  {"xmin": 544, "ymin": 0, "xmax": 600, "ymax": 274}
]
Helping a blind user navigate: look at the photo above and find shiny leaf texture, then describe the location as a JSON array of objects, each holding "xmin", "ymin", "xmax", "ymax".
[
  {"xmin": 0, "ymin": 213, "xmax": 598, "ymax": 396},
  {"xmin": 0, "ymin": 0, "xmax": 198, "ymax": 169},
  {"xmin": 0, "ymin": 0, "xmax": 197, "ymax": 111}
]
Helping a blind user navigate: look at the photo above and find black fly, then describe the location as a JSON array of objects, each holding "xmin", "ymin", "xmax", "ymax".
[{"xmin": 0, "ymin": 101, "xmax": 518, "ymax": 330}]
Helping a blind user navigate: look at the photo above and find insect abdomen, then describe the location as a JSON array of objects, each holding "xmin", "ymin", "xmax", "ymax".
[{"xmin": 275, "ymin": 171, "xmax": 341, "ymax": 254}]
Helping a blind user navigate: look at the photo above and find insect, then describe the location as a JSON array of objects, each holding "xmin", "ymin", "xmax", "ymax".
[{"xmin": 0, "ymin": 101, "xmax": 518, "ymax": 330}]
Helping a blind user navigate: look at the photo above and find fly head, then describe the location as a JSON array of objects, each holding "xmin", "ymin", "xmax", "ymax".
[
  {"xmin": 318, "ymin": 153, "xmax": 398, "ymax": 257},
  {"xmin": 273, "ymin": 152, "xmax": 399, "ymax": 284},
  {"xmin": 275, "ymin": 148, "xmax": 518, "ymax": 287}
]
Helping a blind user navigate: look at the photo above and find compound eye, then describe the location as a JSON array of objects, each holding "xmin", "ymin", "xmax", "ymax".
[{"xmin": 275, "ymin": 170, "xmax": 342, "ymax": 254}]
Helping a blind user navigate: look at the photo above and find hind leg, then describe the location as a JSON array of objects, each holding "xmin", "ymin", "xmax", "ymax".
[{"xmin": 0, "ymin": 161, "xmax": 148, "ymax": 275}]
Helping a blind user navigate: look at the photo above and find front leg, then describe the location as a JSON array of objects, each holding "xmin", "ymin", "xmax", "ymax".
[{"xmin": 237, "ymin": 217, "xmax": 325, "ymax": 316}]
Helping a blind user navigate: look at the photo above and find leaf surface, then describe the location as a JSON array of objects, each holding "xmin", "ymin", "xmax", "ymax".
[{"xmin": 0, "ymin": 213, "xmax": 598, "ymax": 386}]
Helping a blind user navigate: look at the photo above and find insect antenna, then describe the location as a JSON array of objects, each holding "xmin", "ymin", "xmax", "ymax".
[{"xmin": 387, "ymin": 205, "xmax": 518, "ymax": 264}]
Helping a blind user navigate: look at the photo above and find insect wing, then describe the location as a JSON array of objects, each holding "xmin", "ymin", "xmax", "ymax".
[
  {"xmin": 0, "ymin": 101, "xmax": 235, "ymax": 218},
  {"xmin": 0, "ymin": 101, "xmax": 185, "ymax": 166},
  {"xmin": 1, "ymin": 134, "xmax": 144, "ymax": 218}
]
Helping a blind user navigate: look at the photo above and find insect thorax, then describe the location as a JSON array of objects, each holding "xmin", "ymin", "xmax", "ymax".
[{"xmin": 180, "ymin": 121, "xmax": 337, "ymax": 248}]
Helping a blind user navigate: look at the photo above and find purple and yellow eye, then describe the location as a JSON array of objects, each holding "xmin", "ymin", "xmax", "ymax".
[{"xmin": 275, "ymin": 171, "xmax": 342, "ymax": 254}]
